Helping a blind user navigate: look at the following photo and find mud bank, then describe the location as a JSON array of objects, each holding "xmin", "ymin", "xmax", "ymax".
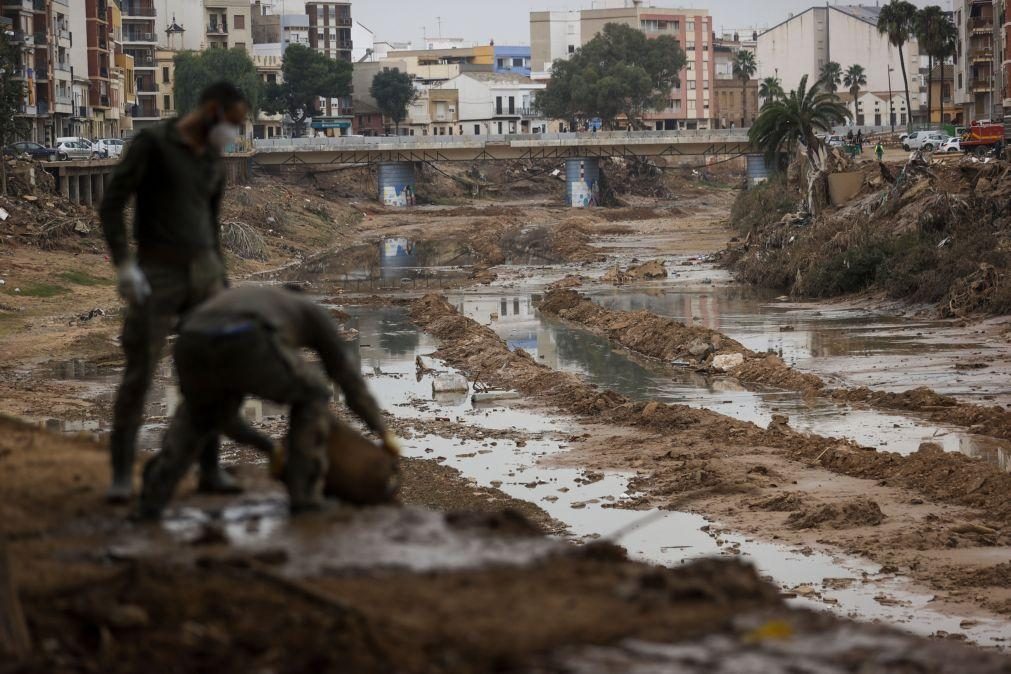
[
  {"xmin": 10, "ymin": 417, "xmax": 1009, "ymax": 672},
  {"xmin": 539, "ymin": 288, "xmax": 1011, "ymax": 449},
  {"xmin": 409, "ymin": 294, "xmax": 1011, "ymax": 618}
]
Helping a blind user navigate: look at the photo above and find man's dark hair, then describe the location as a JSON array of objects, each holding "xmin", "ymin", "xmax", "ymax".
[{"xmin": 199, "ymin": 81, "xmax": 248, "ymax": 109}]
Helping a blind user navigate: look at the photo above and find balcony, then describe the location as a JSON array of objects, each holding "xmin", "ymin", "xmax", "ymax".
[
  {"xmin": 10, "ymin": 31, "xmax": 34, "ymax": 46},
  {"xmin": 32, "ymin": 0, "xmax": 44, "ymax": 11},
  {"xmin": 132, "ymin": 57, "xmax": 155, "ymax": 68},
  {"xmin": 207, "ymin": 22, "xmax": 228, "ymax": 35},
  {"xmin": 968, "ymin": 17, "xmax": 994, "ymax": 34},
  {"xmin": 56, "ymin": 93, "xmax": 72, "ymax": 105},
  {"xmin": 971, "ymin": 79, "xmax": 994, "ymax": 93},
  {"xmin": 122, "ymin": 31, "xmax": 157, "ymax": 43},
  {"xmin": 33, "ymin": 31, "xmax": 46, "ymax": 44},
  {"xmin": 335, "ymin": 17, "xmax": 352, "ymax": 27},
  {"xmin": 120, "ymin": 3, "xmax": 155, "ymax": 17}
]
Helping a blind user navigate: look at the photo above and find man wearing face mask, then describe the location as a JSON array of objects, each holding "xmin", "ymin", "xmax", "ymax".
[{"xmin": 99, "ymin": 81, "xmax": 248, "ymax": 503}]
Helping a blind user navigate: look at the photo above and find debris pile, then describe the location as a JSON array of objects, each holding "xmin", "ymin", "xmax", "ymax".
[
  {"xmin": 728, "ymin": 156, "xmax": 1011, "ymax": 316},
  {"xmin": 601, "ymin": 259, "xmax": 668, "ymax": 285}
]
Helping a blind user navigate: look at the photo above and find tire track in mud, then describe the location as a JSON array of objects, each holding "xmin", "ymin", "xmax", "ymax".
[
  {"xmin": 538, "ymin": 288, "xmax": 1011, "ymax": 457},
  {"xmin": 409, "ymin": 293, "xmax": 1011, "ymax": 527}
]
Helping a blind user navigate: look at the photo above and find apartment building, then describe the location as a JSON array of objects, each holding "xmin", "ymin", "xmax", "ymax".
[
  {"xmin": 757, "ymin": 5, "xmax": 921, "ymax": 126},
  {"xmin": 528, "ymin": 2, "xmax": 717, "ymax": 129},
  {"xmin": 432, "ymin": 72, "xmax": 548, "ymax": 136},
  {"xmin": 384, "ymin": 44, "xmax": 495, "ymax": 85},
  {"xmin": 118, "ymin": 0, "xmax": 158, "ymax": 129},
  {"xmin": 713, "ymin": 36, "xmax": 759, "ymax": 129},
  {"xmin": 953, "ymin": 0, "xmax": 1001, "ymax": 122},
  {"xmin": 205, "ymin": 0, "xmax": 252, "ymax": 51},
  {"xmin": 305, "ymin": 0, "xmax": 351, "ymax": 61}
]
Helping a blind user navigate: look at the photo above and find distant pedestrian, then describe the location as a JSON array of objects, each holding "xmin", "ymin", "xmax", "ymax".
[
  {"xmin": 875, "ymin": 142, "xmax": 885, "ymax": 162},
  {"xmin": 856, "ymin": 130, "xmax": 864, "ymax": 153}
]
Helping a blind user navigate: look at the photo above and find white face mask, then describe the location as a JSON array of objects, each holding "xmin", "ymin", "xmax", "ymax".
[{"xmin": 209, "ymin": 121, "xmax": 240, "ymax": 150}]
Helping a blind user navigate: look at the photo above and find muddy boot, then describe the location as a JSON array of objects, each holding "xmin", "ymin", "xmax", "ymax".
[
  {"xmin": 196, "ymin": 436, "xmax": 243, "ymax": 495},
  {"xmin": 107, "ymin": 432, "xmax": 135, "ymax": 503}
]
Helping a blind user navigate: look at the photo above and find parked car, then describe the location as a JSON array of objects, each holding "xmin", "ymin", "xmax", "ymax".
[
  {"xmin": 825, "ymin": 135, "xmax": 845, "ymax": 148},
  {"xmin": 95, "ymin": 138, "xmax": 125, "ymax": 158},
  {"xmin": 54, "ymin": 139, "xmax": 95, "ymax": 161},
  {"xmin": 940, "ymin": 137, "xmax": 961, "ymax": 153},
  {"xmin": 904, "ymin": 131, "xmax": 948, "ymax": 152},
  {"xmin": 55, "ymin": 137, "xmax": 100, "ymax": 159},
  {"xmin": 3, "ymin": 141, "xmax": 57, "ymax": 162}
]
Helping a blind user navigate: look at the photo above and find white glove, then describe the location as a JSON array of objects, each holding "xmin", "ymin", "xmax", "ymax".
[{"xmin": 116, "ymin": 261, "xmax": 151, "ymax": 305}]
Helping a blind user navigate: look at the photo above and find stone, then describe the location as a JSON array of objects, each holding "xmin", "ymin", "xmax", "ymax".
[
  {"xmin": 712, "ymin": 353, "xmax": 744, "ymax": 372},
  {"xmin": 688, "ymin": 339, "xmax": 712, "ymax": 359}
]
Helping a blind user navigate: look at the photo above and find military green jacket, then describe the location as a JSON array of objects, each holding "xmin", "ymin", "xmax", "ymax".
[{"xmin": 100, "ymin": 119, "xmax": 225, "ymax": 267}]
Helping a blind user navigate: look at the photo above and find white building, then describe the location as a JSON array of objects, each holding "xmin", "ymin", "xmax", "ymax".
[
  {"xmin": 756, "ymin": 4, "xmax": 922, "ymax": 125},
  {"xmin": 433, "ymin": 72, "xmax": 548, "ymax": 135},
  {"xmin": 529, "ymin": 10, "xmax": 581, "ymax": 77}
]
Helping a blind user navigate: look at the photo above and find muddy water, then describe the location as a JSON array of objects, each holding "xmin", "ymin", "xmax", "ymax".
[
  {"xmin": 341, "ymin": 306, "xmax": 1009, "ymax": 648},
  {"xmin": 442, "ymin": 289, "xmax": 1011, "ymax": 471}
]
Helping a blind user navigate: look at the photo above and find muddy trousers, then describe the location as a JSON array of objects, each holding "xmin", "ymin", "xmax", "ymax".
[
  {"xmin": 138, "ymin": 321, "xmax": 332, "ymax": 518},
  {"xmin": 108, "ymin": 257, "xmax": 224, "ymax": 494}
]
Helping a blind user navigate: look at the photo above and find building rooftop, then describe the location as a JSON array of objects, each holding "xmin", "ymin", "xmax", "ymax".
[
  {"xmin": 462, "ymin": 72, "xmax": 536, "ymax": 84},
  {"xmin": 832, "ymin": 5, "xmax": 882, "ymax": 26}
]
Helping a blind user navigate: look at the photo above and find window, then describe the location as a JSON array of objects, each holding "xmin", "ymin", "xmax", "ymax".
[
  {"xmin": 512, "ymin": 57, "xmax": 524, "ymax": 67},
  {"xmin": 497, "ymin": 121, "xmax": 503, "ymax": 133},
  {"xmin": 687, "ymin": 20, "xmax": 695, "ymax": 32},
  {"xmin": 234, "ymin": 15, "xmax": 244, "ymax": 30},
  {"xmin": 234, "ymin": 42, "xmax": 245, "ymax": 50},
  {"xmin": 568, "ymin": 44, "xmax": 575, "ymax": 54},
  {"xmin": 508, "ymin": 96, "xmax": 515, "ymax": 114},
  {"xmin": 163, "ymin": 94, "xmax": 171, "ymax": 109},
  {"xmin": 474, "ymin": 124, "xmax": 481, "ymax": 134},
  {"xmin": 496, "ymin": 96, "xmax": 503, "ymax": 114},
  {"xmin": 162, "ymin": 66, "xmax": 169, "ymax": 83}
]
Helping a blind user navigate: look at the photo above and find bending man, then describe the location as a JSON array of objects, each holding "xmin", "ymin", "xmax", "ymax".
[{"xmin": 138, "ymin": 286, "xmax": 399, "ymax": 519}]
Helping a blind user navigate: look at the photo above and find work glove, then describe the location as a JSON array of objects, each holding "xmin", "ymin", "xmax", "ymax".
[
  {"xmin": 116, "ymin": 261, "xmax": 151, "ymax": 306},
  {"xmin": 381, "ymin": 431, "xmax": 403, "ymax": 457}
]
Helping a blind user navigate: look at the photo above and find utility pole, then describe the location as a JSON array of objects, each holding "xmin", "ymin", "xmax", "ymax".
[{"xmin": 888, "ymin": 65, "xmax": 895, "ymax": 132}]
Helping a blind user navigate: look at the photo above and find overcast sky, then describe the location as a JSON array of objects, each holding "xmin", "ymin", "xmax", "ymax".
[{"xmin": 353, "ymin": 0, "xmax": 950, "ymax": 47}]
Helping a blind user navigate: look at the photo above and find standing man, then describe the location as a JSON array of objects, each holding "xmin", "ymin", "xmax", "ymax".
[
  {"xmin": 875, "ymin": 141, "xmax": 885, "ymax": 163},
  {"xmin": 100, "ymin": 82, "xmax": 249, "ymax": 502}
]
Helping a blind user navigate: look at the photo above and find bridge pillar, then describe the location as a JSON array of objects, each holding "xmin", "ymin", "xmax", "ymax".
[
  {"xmin": 67, "ymin": 173, "xmax": 79, "ymax": 204},
  {"xmin": 80, "ymin": 173, "xmax": 93, "ymax": 208},
  {"xmin": 565, "ymin": 157, "xmax": 600, "ymax": 208},
  {"xmin": 377, "ymin": 162, "xmax": 416, "ymax": 207},
  {"xmin": 745, "ymin": 154, "xmax": 772, "ymax": 186}
]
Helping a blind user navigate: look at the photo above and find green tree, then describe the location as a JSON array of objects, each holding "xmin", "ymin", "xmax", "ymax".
[
  {"xmin": 732, "ymin": 50, "xmax": 757, "ymax": 126},
  {"xmin": 173, "ymin": 47, "xmax": 262, "ymax": 116},
  {"xmin": 819, "ymin": 61, "xmax": 842, "ymax": 93},
  {"xmin": 369, "ymin": 68, "xmax": 416, "ymax": 135},
  {"xmin": 262, "ymin": 43, "xmax": 352, "ymax": 137},
  {"xmin": 843, "ymin": 64, "xmax": 867, "ymax": 121},
  {"xmin": 759, "ymin": 76, "xmax": 784, "ymax": 108},
  {"xmin": 915, "ymin": 5, "xmax": 956, "ymax": 125},
  {"xmin": 749, "ymin": 75, "xmax": 851, "ymax": 213},
  {"xmin": 538, "ymin": 23, "xmax": 685, "ymax": 130},
  {"xmin": 0, "ymin": 32, "xmax": 28, "ymax": 195},
  {"xmin": 877, "ymin": 0, "xmax": 918, "ymax": 129}
]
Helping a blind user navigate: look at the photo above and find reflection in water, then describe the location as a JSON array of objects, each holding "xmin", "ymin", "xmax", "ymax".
[{"xmin": 443, "ymin": 293, "xmax": 1011, "ymax": 470}]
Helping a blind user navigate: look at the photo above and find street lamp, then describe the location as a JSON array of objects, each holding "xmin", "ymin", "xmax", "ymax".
[{"xmin": 887, "ymin": 66, "xmax": 895, "ymax": 132}]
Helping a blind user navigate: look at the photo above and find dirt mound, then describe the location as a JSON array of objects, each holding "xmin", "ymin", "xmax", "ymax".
[
  {"xmin": 538, "ymin": 289, "xmax": 750, "ymax": 366},
  {"xmin": 963, "ymin": 562, "xmax": 1011, "ymax": 588},
  {"xmin": 732, "ymin": 355, "xmax": 826, "ymax": 392},
  {"xmin": 601, "ymin": 260, "xmax": 668, "ymax": 285},
  {"xmin": 728, "ymin": 158, "xmax": 1011, "ymax": 316},
  {"xmin": 749, "ymin": 492, "xmax": 806, "ymax": 512},
  {"xmin": 786, "ymin": 498, "xmax": 886, "ymax": 529}
]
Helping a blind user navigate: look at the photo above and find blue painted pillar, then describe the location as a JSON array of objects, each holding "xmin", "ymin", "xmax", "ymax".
[
  {"xmin": 377, "ymin": 162, "xmax": 416, "ymax": 207},
  {"xmin": 565, "ymin": 157, "xmax": 600, "ymax": 208}
]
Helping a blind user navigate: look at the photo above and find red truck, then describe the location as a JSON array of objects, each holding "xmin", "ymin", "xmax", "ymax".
[{"xmin": 960, "ymin": 120, "xmax": 1006, "ymax": 156}]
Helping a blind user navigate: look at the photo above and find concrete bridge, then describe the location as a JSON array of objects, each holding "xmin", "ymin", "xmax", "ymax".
[{"xmin": 252, "ymin": 130, "xmax": 756, "ymax": 207}]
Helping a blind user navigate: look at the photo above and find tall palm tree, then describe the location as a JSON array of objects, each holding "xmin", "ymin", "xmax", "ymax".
[
  {"xmin": 915, "ymin": 5, "xmax": 957, "ymax": 125},
  {"xmin": 843, "ymin": 64, "xmax": 867, "ymax": 123},
  {"xmin": 732, "ymin": 50, "xmax": 757, "ymax": 127},
  {"xmin": 759, "ymin": 76, "xmax": 784, "ymax": 108},
  {"xmin": 877, "ymin": 0, "xmax": 918, "ymax": 129},
  {"xmin": 819, "ymin": 61, "xmax": 842, "ymax": 93},
  {"xmin": 750, "ymin": 75, "xmax": 851, "ymax": 213}
]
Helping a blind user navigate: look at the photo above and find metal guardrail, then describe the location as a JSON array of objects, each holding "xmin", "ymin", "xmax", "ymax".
[{"xmin": 253, "ymin": 129, "xmax": 752, "ymax": 153}]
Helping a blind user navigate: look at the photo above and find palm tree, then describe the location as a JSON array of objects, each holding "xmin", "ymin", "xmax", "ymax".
[
  {"xmin": 732, "ymin": 50, "xmax": 757, "ymax": 127},
  {"xmin": 877, "ymin": 0, "xmax": 918, "ymax": 129},
  {"xmin": 843, "ymin": 64, "xmax": 867, "ymax": 123},
  {"xmin": 915, "ymin": 5, "xmax": 957, "ymax": 125},
  {"xmin": 759, "ymin": 76, "xmax": 784, "ymax": 108},
  {"xmin": 750, "ymin": 75, "xmax": 851, "ymax": 213},
  {"xmin": 819, "ymin": 61, "xmax": 842, "ymax": 93}
]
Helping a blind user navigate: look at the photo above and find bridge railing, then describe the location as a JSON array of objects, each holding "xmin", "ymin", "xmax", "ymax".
[{"xmin": 252, "ymin": 128, "xmax": 751, "ymax": 153}]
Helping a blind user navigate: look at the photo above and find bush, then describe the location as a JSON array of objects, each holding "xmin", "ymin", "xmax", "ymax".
[{"xmin": 729, "ymin": 178, "xmax": 799, "ymax": 234}]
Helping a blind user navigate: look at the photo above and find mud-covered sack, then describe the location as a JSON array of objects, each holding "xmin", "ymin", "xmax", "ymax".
[{"xmin": 324, "ymin": 418, "xmax": 400, "ymax": 506}]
